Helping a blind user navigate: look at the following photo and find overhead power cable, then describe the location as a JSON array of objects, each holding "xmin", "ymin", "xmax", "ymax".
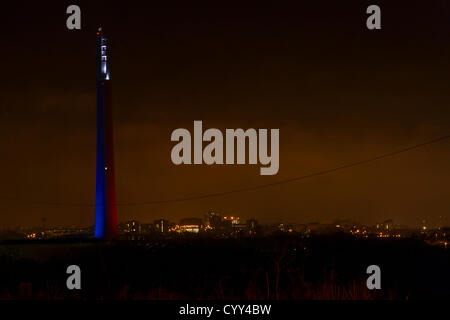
[{"xmin": 0, "ymin": 134, "xmax": 449, "ymax": 207}]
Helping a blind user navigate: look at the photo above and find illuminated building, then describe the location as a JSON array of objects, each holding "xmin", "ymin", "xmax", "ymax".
[
  {"xmin": 204, "ymin": 210, "xmax": 222, "ymax": 229},
  {"xmin": 223, "ymin": 216, "xmax": 240, "ymax": 226},
  {"xmin": 154, "ymin": 219, "xmax": 169, "ymax": 233},
  {"xmin": 179, "ymin": 218, "xmax": 204, "ymax": 233},
  {"xmin": 118, "ymin": 220, "xmax": 141, "ymax": 240},
  {"xmin": 376, "ymin": 220, "xmax": 392, "ymax": 231},
  {"xmin": 123, "ymin": 220, "xmax": 140, "ymax": 233},
  {"xmin": 383, "ymin": 219, "xmax": 394, "ymax": 231},
  {"xmin": 247, "ymin": 219, "xmax": 258, "ymax": 231},
  {"xmin": 223, "ymin": 216, "xmax": 246, "ymax": 233},
  {"xmin": 94, "ymin": 27, "xmax": 118, "ymax": 239}
]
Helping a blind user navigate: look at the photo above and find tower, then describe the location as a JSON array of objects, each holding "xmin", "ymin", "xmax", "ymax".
[{"xmin": 94, "ymin": 28, "xmax": 118, "ymax": 239}]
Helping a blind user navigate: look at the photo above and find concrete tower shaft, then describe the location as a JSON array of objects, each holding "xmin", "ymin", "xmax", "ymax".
[{"xmin": 94, "ymin": 27, "xmax": 118, "ymax": 239}]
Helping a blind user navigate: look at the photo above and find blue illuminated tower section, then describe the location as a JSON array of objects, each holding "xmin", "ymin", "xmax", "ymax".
[{"xmin": 94, "ymin": 28, "xmax": 118, "ymax": 239}]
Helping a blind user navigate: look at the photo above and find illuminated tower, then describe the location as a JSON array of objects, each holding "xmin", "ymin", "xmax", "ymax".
[{"xmin": 94, "ymin": 27, "xmax": 118, "ymax": 239}]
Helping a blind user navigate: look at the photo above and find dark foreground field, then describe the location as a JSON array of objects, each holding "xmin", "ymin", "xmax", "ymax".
[{"xmin": 0, "ymin": 235, "xmax": 448, "ymax": 300}]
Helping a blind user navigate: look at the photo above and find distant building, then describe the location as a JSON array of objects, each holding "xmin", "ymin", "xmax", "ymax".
[
  {"xmin": 383, "ymin": 219, "xmax": 394, "ymax": 231},
  {"xmin": 140, "ymin": 223, "xmax": 153, "ymax": 235},
  {"xmin": 223, "ymin": 216, "xmax": 240, "ymax": 226},
  {"xmin": 306, "ymin": 222, "xmax": 339, "ymax": 235},
  {"xmin": 119, "ymin": 220, "xmax": 141, "ymax": 240},
  {"xmin": 204, "ymin": 210, "xmax": 222, "ymax": 230},
  {"xmin": 246, "ymin": 219, "xmax": 259, "ymax": 231},
  {"xmin": 278, "ymin": 223, "xmax": 295, "ymax": 233},
  {"xmin": 376, "ymin": 219, "xmax": 394, "ymax": 232},
  {"xmin": 222, "ymin": 216, "xmax": 246, "ymax": 233},
  {"xmin": 179, "ymin": 218, "xmax": 203, "ymax": 233},
  {"xmin": 154, "ymin": 219, "xmax": 169, "ymax": 233},
  {"xmin": 38, "ymin": 226, "xmax": 90, "ymax": 239}
]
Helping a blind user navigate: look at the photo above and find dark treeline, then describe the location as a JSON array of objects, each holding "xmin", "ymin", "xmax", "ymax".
[{"xmin": 0, "ymin": 235, "xmax": 448, "ymax": 299}]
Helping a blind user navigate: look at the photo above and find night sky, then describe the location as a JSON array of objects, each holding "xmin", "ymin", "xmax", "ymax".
[{"xmin": 1, "ymin": 1, "xmax": 450, "ymax": 228}]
